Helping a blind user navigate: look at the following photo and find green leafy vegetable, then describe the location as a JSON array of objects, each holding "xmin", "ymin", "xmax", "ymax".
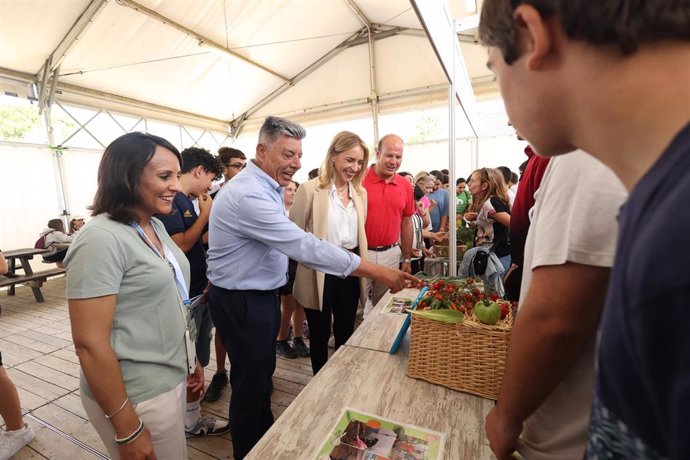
[{"xmin": 409, "ymin": 309, "xmax": 464, "ymax": 324}]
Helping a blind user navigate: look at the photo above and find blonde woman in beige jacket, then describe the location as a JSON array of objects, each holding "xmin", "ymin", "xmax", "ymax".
[{"xmin": 290, "ymin": 131, "xmax": 369, "ymax": 374}]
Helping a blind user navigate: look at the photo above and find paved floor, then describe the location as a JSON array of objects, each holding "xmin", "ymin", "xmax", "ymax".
[{"xmin": 0, "ymin": 276, "xmax": 314, "ymax": 459}]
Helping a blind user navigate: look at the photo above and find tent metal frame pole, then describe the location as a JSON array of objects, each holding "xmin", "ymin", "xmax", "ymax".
[
  {"xmin": 230, "ymin": 24, "xmax": 414, "ymax": 139},
  {"xmin": 368, "ymin": 22, "xmax": 379, "ymax": 143},
  {"xmin": 410, "ymin": 0, "xmax": 480, "ymax": 137},
  {"xmin": 345, "ymin": 0, "xmax": 379, "ymax": 143},
  {"xmin": 114, "ymin": 0, "xmax": 289, "ymax": 82},
  {"xmin": 0, "ymin": 66, "xmax": 230, "ymax": 132},
  {"xmin": 37, "ymin": 0, "xmax": 108, "ymax": 109},
  {"xmin": 39, "ymin": 66, "xmax": 72, "ymax": 226},
  {"xmin": 229, "ymin": 28, "xmax": 365, "ymax": 139},
  {"xmin": 471, "ymin": 138, "xmax": 479, "ymax": 171},
  {"xmin": 448, "ymin": 21, "xmax": 458, "ymax": 277}
]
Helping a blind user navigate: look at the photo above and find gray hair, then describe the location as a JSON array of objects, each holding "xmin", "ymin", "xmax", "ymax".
[{"xmin": 258, "ymin": 116, "xmax": 306, "ymax": 147}]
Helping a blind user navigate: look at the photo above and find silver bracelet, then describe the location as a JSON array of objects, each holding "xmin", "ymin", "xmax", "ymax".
[
  {"xmin": 105, "ymin": 398, "xmax": 129, "ymax": 419},
  {"xmin": 114, "ymin": 419, "xmax": 144, "ymax": 445}
]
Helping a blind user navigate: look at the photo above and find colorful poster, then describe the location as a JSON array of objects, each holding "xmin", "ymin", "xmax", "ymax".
[{"xmin": 316, "ymin": 408, "xmax": 444, "ymax": 460}]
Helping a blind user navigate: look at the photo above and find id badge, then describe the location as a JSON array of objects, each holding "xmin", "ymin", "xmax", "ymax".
[{"xmin": 184, "ymin": 329, "xmax": 197, "ymax": 374}]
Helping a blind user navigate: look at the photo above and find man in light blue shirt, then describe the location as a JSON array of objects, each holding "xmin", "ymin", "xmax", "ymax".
[{"xmin": 207, "ymin": 116, "xmax": 417, "ymax": 459}]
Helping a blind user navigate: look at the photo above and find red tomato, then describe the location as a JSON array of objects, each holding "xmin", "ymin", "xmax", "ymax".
[{"xmin": 500, "ymin": 302, "xmax": 510, "ymax": 319}]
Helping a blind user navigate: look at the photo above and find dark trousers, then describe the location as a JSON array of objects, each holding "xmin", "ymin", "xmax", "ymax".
[
  {"xmin": 504, "ymin": 264, "xmax": 522, "ymax": 302},
  {"xmin": 304, "ymin": 274, "xmax": 360, "ymax": 375},
  {"xmin": 209, "ymin": 285, "xmax": 280, "ymax": 460}
]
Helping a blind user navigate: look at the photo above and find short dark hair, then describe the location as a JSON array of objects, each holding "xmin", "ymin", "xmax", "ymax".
[
  {"xmin": 308, "ymin": 168, "xmax": 320, "ymax": 180},
  {"xmin": 440, "ymin": 174, "xmax": 449, "ymax": 185},
  {"xmin": 497, "ymin": 166, "xmax": 512, "ymax": 184},
  {"xmin": 511, "ymin": 172, "xmax": 519, "ymax": 184},
  {"xmin": 217, "ymin": 147, "xmax": 246, "ymax": 165},
  {"xmin": 91, "ymin": 132, "xmax": 181, "ymax": 224},
  {"xmin": 441, "ymin": 169, "xmax": 449, "ymax": 175},
  {"xmin": 429, "ymin": 170, "xmax": 442, "ymax": 179},
  {"xmin": 456, "ymin": 177, "xmax": 467, "ymax": 185},
  {"xmin": 47, "ymin": 219, "xmax": 64, "ymax": 232},
  {"xmin": 181, "ymin": 147, "xmax": 222, "ymax": 180},
  {"xmin": 480, "ymin": 1, "xmax": 690, "ymax": 65}
]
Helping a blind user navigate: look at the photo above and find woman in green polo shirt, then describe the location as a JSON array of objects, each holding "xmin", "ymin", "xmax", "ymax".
[{"xmin": 66, "ymin": 132, "xmax": 204, "ymax": 460}]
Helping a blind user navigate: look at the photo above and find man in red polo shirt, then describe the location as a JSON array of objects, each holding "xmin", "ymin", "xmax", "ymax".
[{"xmin": 362, "ymin": 134, "xmax": 415, "ymax": 308}]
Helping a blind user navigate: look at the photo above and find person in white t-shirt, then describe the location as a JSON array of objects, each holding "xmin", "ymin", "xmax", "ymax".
[{"xmin": 485, "ymin": 150, "xmax": 627, "ymax": 459}]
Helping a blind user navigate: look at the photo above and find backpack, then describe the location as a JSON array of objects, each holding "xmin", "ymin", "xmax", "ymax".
[
  {"xmin": 34, "ymin": 230, "xmax": 54, "ymax": 249},
  {"xmin": 472, "ymin": 249, "xmax": 490, "ymax": 275}
]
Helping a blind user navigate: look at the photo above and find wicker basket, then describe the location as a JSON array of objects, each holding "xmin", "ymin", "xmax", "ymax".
[{"xmin": 406, "ymin": 309, "xmax": 513, "ymax": 400}]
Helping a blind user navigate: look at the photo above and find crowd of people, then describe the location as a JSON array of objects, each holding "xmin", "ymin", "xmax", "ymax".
[
  {"xmin": 42, "ymin": 118, "xmax": 420, "ymax": 459},
  {"xmin": 4, "ymin": 118, "xmax": 606, "ymax": 460},
  {"xmin": 32, "ymin": 116, "xmax": 517, "ymax": 459},
  {"xmin": 45, "ymin": 114, "xmax": 523, "ymax": 459}
]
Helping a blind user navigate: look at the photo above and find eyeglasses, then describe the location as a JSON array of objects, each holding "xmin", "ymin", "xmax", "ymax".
[{"xmin": 226, "ymin": 163, "xmax": 246, "ymax": 170}]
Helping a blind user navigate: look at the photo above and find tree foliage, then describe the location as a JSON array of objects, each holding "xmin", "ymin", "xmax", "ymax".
[
  {"xmin": 409, "ymin": 115, "xmax": 443, "ymax": 143},
  {"xmin": 0, "ymin": 105, "xmax": 40, "ymax": 140}
]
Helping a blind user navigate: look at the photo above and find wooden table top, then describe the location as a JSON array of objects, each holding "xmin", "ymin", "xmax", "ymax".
[
  {"xmin": 346, "ymin": 287, "xmax": 421, "ymax": 353},
  {"xmin": 246, "ymin": 340, "xmax": 494, "ymax": 459},
  {"xmin": 3, "ymin": 248, "xmax": 47, "ymax": 259}
]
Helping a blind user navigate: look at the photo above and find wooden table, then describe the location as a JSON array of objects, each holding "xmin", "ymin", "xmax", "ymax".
[
  {"xmin": 247, "ymin": 288, "xmax": 494, "ymax": 460},
  {"xmin": 1, "ymin": 248, "xmax": 61, "ymax": 303},
  {"xmin": 347, "ymin": 288, "xmax": 419, "ymax": 353}
]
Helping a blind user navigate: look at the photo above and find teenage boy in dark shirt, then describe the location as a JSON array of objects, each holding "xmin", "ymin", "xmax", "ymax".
[
  {"xmin": 204, "ymin": 147, "xmax": 247, "ymax": 402},
  {"xmin": 157, "ymin": 147, "xmax": 228, "ymax": 436},
  {"xmin": 480, "ymin": 1, "xmax": 690, "ymax": 458}
]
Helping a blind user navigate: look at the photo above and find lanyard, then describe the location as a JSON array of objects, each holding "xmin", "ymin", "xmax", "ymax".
[
  {"xmin": 130, "ymin": 221, "xmax": 190, "ymax": 327},
  {"xmin": 131, "ymin": 221, "xmax": 197, "ymax": 374}
]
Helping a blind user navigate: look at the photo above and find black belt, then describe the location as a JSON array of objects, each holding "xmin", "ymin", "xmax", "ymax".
[{"xmin": 368, "ymin": 244, "xmax": 398, "ymax": 252}]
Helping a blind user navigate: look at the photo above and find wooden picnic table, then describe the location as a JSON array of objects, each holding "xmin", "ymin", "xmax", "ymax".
[
  {"xmin": 246, "ymin": 289, "xmax": 494, "ymax": 459},
  {"xmin": 1, "ymin": 247, "xmax": 64, "ymax": 303}
]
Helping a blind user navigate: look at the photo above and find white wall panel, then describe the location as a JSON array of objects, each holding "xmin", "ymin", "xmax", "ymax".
[{"xmin": 0, "ymin": 144, "xmax": 61, "ymax": 249}]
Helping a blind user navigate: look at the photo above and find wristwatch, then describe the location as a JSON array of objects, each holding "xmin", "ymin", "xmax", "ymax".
[{"xmin": 402, "ymin": 258, "xmax": 411, "ymax": 264}]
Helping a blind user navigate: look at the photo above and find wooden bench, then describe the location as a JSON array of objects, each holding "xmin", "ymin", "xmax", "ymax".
[{"xmin": 0, "ymin": 268, "xmax": 66, "ymax": 310}]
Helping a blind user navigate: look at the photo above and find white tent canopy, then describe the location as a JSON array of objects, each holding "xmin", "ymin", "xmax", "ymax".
[
  {"xmin": 1, "ymin": 0, "xmax": 499, "ymax": 135},
  {"xmin": 1, "ymin": 0, "xmax": 527, "ymax": 251}
]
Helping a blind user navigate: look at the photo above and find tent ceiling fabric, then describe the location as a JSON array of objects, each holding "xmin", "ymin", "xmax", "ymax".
[{"xmin": 0, "ymin": 0, "xmax": 496, "ymax": 131}]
